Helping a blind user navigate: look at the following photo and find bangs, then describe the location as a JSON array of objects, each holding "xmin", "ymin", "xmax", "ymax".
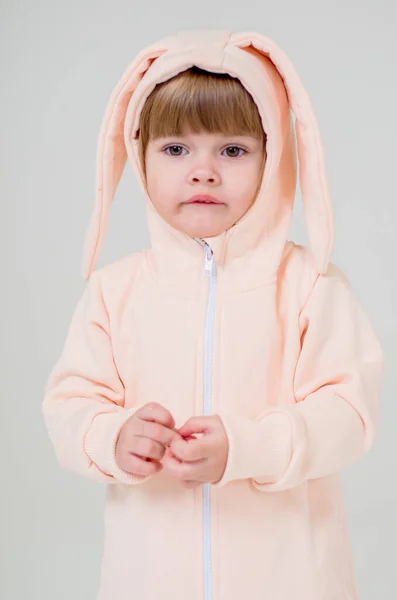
[{"xmin": 136, "ymin": 66, "xmax": 266, "ymax": 177}]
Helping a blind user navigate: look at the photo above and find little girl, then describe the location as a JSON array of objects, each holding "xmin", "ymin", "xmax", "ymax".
[{"xmin": 43, "ymin": 29, "xmax": 385, "ymax": 600}]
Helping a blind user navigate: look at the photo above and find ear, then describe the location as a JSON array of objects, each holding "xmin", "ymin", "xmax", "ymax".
[
  {"xmin": 82, "ymin": 44, "xmax": 167, "ymax": 280},
  {"xmin": 232, "ymin": 33, "xmax": 334, "ymax": 274}
]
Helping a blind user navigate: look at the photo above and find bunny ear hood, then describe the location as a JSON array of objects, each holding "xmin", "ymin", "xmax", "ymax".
[{"xmin": 82, "ymin": 30, "xmax": 334, "ymax": 280}]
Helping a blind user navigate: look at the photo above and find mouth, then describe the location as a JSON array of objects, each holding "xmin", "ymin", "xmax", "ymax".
[{"xmin": 184, "ymin": 194, "xmax": 224, "ymax": 205}]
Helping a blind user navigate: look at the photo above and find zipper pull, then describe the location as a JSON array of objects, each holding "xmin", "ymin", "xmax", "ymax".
[{"xmin": 204, "ymin": 247, "xmax": 214, "ymax": 274}]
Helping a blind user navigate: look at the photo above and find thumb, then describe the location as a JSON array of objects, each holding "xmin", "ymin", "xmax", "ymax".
[{"xmin": 178, "ymin": 416, "xmax": 211, "ymax": 438}]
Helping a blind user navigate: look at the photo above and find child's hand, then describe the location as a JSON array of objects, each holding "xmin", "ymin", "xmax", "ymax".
[
  {"xmin": 115, "ymin": 402, "xmax": 182, "ymax": 477},
  {"xmin": 162, "ymin": 415, "xmax": 229, "ymax": 489}
]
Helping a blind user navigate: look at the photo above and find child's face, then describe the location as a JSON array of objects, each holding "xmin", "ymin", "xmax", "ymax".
[{"xmin": 144, "ymin": 132, "xmax": 266, "ymax": 239}]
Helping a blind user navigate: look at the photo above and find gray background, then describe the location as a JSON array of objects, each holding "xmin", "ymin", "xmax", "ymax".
[{"xmin": 1, "ymin": 1, "xmax": 396, "ymax": 598}]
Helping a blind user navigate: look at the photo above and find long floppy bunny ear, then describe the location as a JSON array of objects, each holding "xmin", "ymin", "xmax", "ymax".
[
  {"xmin": 82, "ymin": 41, "xmax": 169, "ymax": 280},
  {"xmin": 231, "ymin": 32, "xmax": 334, "ymax": 274}
]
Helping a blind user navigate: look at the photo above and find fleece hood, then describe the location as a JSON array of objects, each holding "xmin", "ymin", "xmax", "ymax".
[{"xmin": 82, "ymin": 30, "xmax": 334, "ymax": 280}]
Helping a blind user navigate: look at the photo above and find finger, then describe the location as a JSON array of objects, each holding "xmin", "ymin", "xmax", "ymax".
[
  {"xmin": 162, "ymin": 448, "xmax": 206, "ymax": 481},
  {"xmin": 119, "ymin": 453, "xmax": 162, "ymax": 477},
  {"xmin": 136, "ymin": 402, "xmax": 176, "ymax": 430},
  {"xmin": 177, "ymin": 416, "xmax": 212, "ymax": 438},
  {"xmin": 132, "ymin": 436, "xmax": 165, "ymax": 461},
  {"xmin": 136, "ymin": 419, "xmax": 182, "ymax": 448},
  {"xmin": 170, "ymin": 436, "xmax": 210, "ymax": 462},
  {"xmin": 181, "ymin": 434, "xmax": 197, "ymax": 442}
]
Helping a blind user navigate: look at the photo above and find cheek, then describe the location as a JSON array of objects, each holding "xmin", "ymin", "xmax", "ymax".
[
  {"xmin": 148, "ymin": 190, "xmax": 175, "ymax": 218},
  {"xmin": 146, "ymin": 161, "xmax": 186, "ymax": 218},
  {"xmin": 231, "ymin": 164, "xmax": 263, "ymax": 198},
  {"xmin": 146, "ymin": 177, "xmax": 179, "ymax": 221},
  {"xmin": 227, "ymin": 164, "xmax": 263, "ymax": 219},
  {"xmin": 146, "ymin": 164, "xmax": 171, "ymax": 206},
  {"xmin": 245, "ymin": 160, "xmax": 265, "ymax": 200},
  {"xmin": 146, "ymin": 159, "xmax": 180, "ymax": 197}
]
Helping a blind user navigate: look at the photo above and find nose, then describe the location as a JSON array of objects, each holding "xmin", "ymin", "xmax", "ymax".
[
  {"xmin": 190, "ymin": 174, "xmax": 216, "ymax": 183},
  {"xmin": 188, "ymin": 157, "xmax": 220, "ymax": 185}
]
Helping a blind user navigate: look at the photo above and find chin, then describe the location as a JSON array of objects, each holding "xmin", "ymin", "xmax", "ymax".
[{"xmin": 182, "ymin": 224, "xmax": 227, "ymax": 239}]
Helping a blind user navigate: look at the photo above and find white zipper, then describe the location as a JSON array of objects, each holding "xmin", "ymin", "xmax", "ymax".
[{"xmin": 196, "ymin": 238, "xmax": 217, "ymax": 600}]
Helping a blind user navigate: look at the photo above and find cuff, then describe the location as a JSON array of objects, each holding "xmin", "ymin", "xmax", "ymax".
[
  {"xmin": 84, "ymin": 407, "xmax": 151, "ymax": 485},
  {"xmin": 213, "ymin": 411, "xmax": 293, "ymax": 487}
]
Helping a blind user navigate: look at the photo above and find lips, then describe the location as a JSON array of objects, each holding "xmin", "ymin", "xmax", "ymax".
[{"xmin": 185, "ymin": 194, "xmax": 222, "ymax": 204}]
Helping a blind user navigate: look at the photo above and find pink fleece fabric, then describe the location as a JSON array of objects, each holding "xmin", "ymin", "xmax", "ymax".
[{"xmin": 43, "ymin": 30, "xmax": 385, "ymax": 600}]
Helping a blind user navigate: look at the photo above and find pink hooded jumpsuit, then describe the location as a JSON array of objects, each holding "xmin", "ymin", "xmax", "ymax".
[{"xmin": 43, "ymin": 30, "xmax": 385, "ymax": 600}]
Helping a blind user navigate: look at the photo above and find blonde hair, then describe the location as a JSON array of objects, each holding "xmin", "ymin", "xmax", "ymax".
[{"xmin": 135, "ymin": 66, "xmax": 267, "ymax": 180}]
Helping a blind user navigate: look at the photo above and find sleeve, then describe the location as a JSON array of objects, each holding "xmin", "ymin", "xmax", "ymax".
[
  {"xmin": 214, "ymin": 263, "xmax": 385, "ymax": 491},
  {"xmin": 42, "ymin": 270, "xmax": 150, "ymax": 485}
]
